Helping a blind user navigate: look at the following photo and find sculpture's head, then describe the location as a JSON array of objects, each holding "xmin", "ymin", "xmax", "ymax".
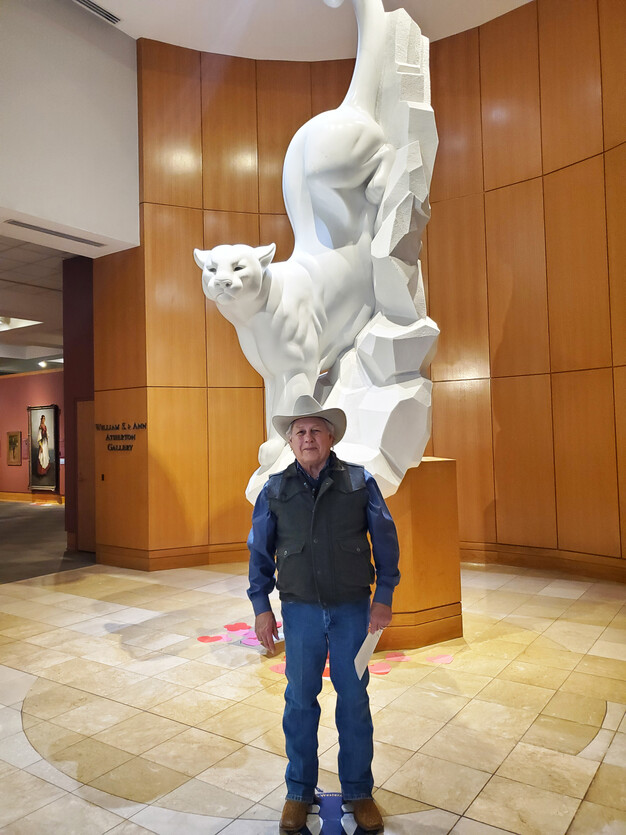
[{"xmin": 194, "ymin": 243, "xmax": 276, "ymax": 306}]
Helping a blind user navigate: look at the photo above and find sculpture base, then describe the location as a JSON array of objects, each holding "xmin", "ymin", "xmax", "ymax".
[{"xmin": 379, "ymin": 457, "xmax": 462, "ymax": 651}]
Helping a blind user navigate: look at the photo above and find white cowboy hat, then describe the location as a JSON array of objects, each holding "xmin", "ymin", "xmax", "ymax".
[{"xmin": 272, "ymin": 395, "xmax": 347, "ymax": 443}]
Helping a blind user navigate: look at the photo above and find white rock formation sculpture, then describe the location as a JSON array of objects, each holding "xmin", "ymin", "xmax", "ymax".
[{"xmin": 195, "ymin": 0, "xmax": 438, "ymax": 502}]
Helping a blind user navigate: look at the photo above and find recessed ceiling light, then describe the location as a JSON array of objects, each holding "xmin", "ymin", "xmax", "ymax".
[
  {"xmin": 0, "ymin": 316, "xmax": 43, "ymax": 332},
  {"xmin": 38, "ymin": 361, "xmax": 48, "ymax": 368}
]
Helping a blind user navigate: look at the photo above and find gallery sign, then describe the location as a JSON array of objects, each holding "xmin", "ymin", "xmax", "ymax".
[{"xmin": 95, "ymin": 421, "xmax": 147, "ymax": 452}]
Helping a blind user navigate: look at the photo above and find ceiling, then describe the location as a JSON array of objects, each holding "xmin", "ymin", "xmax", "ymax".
[
  {"xmin": 0, "ymin": 0, "xmax": 531, "ymax": 375},
  {"xmin": 0, "ymin": 235, "xmax": 67, "ymax": 375},
  {"xmin": 96, "ymin": 0, "xmax": 532, "ymax": 61}
]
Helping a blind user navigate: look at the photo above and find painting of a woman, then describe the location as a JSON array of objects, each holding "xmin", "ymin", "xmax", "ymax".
[
  {"xmin": 28, "ymin": 405, "xmax": 59, "ymax": 491},
  {"xmin": 36, "ymin": 414, "xmax": 50, "ymax": 475}
]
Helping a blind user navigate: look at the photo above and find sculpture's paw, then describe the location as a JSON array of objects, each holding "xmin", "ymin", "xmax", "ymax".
[{"xmin": 258, "ymin": 438, "xmax": 286, "ymax": 469}]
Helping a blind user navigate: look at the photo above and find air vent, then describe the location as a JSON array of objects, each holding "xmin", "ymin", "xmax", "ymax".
[
  {"xmin": 5, "ymin": 220, "xmax": 105, "ymax": 248},
  {"xmin": 71, "ymin": 0, "xmax": 120, "ymax": 25}
]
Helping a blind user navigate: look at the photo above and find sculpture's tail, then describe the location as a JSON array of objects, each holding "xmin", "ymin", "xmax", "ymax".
[{"xmin": 341, "ymin": 0, "xmax": 387, "ymax": 116}]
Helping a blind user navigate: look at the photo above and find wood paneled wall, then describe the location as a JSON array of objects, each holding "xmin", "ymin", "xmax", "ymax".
[
  {"xmin": 257, "ymin": 61, "xmax": 312, "ymax": 215},
  {"xmin": 201, "ymin": 54, "xmax": 258, "ymax": 213},
  {"xmin": 138, "ymin": 41, "xmax": 202, "ymax": 209},
  {"xmin": 428, "ymin": 0, "xmax": 626, "ymax": 576},
  {"xmin": 480, "ymin": 3, "xmax": 542, "ymax": 190}
]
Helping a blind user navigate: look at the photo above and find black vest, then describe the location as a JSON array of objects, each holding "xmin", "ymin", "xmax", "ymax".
[{"xmin": 267, "ymin": 455, "xmax": 375, "ymax": 605}]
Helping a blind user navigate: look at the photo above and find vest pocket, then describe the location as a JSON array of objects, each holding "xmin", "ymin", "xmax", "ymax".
[
  {"xmin": 336, "ymin": 537, "xmax": 374, "ymax": 590},
  {"xmin": 276, "ymin": 541, "xmax": 306, "ymax": 592}
]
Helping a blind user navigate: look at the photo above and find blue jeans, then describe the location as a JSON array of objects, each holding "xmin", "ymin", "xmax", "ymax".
[{"xmin": 281, "ymin": 598, "xmax": 374, "ymax": 803}]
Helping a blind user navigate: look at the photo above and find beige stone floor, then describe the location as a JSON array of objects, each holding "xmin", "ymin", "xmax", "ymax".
[{"xmin": 0, "ymin": 561, "xmax": 624, "ymax": 834}]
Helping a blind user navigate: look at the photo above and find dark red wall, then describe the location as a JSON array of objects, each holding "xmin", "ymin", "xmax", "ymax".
[
  {"xmin": 0, "ymin": 369, "xmax": 65, "ymax": 494},
  {"xmin": 62, "ymin": 257, "xmax": 94, "ymax": 535}
]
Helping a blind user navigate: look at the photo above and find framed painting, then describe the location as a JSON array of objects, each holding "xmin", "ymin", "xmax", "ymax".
[
  {"xmin": 7, "ymin": 431, "xmax": 22, "ymax": 466},
  {"xmin": 28, "ymin": 405, "xmax": 59, "ymax": 491}
]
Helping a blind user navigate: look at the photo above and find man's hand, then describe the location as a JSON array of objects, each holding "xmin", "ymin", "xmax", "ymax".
[
  {"xmin": 369, "ymin": 602, "xmax": 392, "ymax": 633},
  {"xmin": 255, "ymin": 610, "xmax": 279, "ymax": 655}
]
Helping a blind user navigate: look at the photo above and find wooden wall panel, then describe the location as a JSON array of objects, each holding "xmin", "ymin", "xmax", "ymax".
[
  {"xmin": 203, "ymin": 210, "xmax": 260, "ymax": 249},
  {"xmin": 203, "ymin": 210, "xmax": 262, "ymax": 389},
  {"xmin": 311, "ymin": 59, "xmax": 354, "ymax": 115},
  {"xmin": 143, "ymin": 203, "xmax": 206, "ymax": 388},
  {"xmin": 208, "ymin": 387, "xmax": 265, "ymax": 545},
  {"xmin": 260, "ymin": 214, "xmax": 295, "ymax": 263},
  {"xmin": 544, "ymin": 156, "xmax": 611, "ymax": 372},
  {"xmin": 138, "ymin": 40, "xmax": 202, "ymax": 208},
  {"xmin": 485, "ymin": 178, "xmax": 550, "ymax": 377},
  {"xmin": 480, "ymin": 3, "xmax": 542, "ymax": 190},
  {"xmin": 257, "ymin": 61, "xmax": 311, "ymax": 215},
  {"xmin": 599, "ymin": 0, "xmax": 626, "ymax": 149},
  {"xmin": 538, "ymin": 0, "xmax": 603, "ymax": 173},
  {"xmin": 95, "ymin": 387, "xmax": 149, "ymax": 550},
  {"xmin": 206, "ymin": 305, "xmax": 262, "ymax": 390},
  {"xmin": 614, "ymin": 366, "xmax": 626, "ymax": 558},
  {"xmin": 430, "ymin": 29, "xmax": 483, "ymax": 202},
  {"xmin": 147, "ymin": 387, "xmax": 209, "ymax": 550},
  {"xmin": 492, "ymin": 375, "xmax": 557, "ymax": 548},
  {"xmin": 201, "ymin": 53, "xmax": 258, "ymax": 213},
  {"xmin": 93, "ymin": 246, "xmax": 146, "ymax": 393},
  {"xmin": 552, "ymin": 369, "xmax": 620, "ymax": 557},
  {"xmin": 432, "ymin": 379, "xmax": 496, "ymax": 543},
  {"xmin": 605, "ymin": 143, "xmax": 626, "ymax": 367},
  {"xmin": 427, "ymin": 194, "xmax": 490, "ymax": 381}
]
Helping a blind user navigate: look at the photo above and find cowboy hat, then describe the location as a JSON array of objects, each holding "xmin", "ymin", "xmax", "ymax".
[{"xmin": 272, "ymin": 395, "xmax": 347, "ymax": 443}]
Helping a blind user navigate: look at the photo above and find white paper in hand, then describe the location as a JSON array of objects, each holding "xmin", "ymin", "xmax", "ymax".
[{"xmin": 354, "ymin": 629, "xmax": 383, "ymax": 680}]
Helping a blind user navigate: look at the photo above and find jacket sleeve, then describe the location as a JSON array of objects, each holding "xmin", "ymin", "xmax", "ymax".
[
  {"xmin": 247, "ymin": 484, "xmax": 278, "ymax": 616},
  {"xmin": 365, "ymin": 472, "xmax": 400, "ymax": 607}
]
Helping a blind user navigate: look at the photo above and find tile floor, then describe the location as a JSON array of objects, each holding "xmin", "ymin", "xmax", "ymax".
[{"xmin": 0, "ymin": 560, "xmax": 624, "ymax": 834}]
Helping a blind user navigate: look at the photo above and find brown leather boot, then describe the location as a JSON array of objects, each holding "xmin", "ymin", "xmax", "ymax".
[
  {"xmin": 279, "ymin": 799, "xmax": 309, "ymax": 833},
  {"xmin": 352, "ymin": 797, "xmax": 384, "ymax": 831}
]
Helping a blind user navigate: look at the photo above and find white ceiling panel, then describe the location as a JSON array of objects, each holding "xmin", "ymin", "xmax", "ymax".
[{"xmin": 91, "ymin": 0, "xmax": 533, "ymax": 60}]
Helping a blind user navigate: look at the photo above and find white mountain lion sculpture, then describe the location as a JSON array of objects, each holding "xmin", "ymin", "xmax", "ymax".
[{"xmin": 195, "ymin": 0, "xmax": 439, "ymax": 502}]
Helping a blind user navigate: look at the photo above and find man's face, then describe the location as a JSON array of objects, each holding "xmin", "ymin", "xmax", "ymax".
[{"xmin": 288, "ymin": 417, "xmax": 334, "ymax": 476}]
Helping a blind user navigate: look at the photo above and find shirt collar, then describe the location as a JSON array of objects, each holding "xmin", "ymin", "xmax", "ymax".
[{"xmin": 295, "ymin": 450, "xmax": 336, "ymax": 487}]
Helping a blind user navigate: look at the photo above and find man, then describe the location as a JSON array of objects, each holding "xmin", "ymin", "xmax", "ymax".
[{"xmin": 248, "ymin": 395, "xmax": 400, "ymax": 834}]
